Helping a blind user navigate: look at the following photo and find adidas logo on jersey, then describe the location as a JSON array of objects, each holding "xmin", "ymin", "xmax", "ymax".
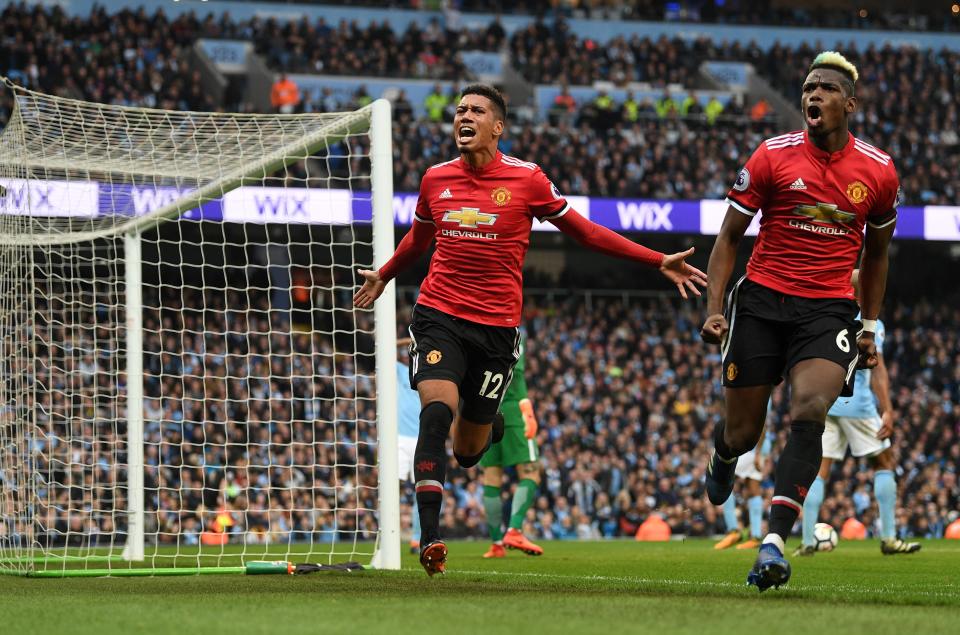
[
  {"xmin": 439, "ymin": 188, "xmax": 453, "ymax": 199},
  {"xmin": 789, "ymin": 178, "xmax": 807, "ymax": 190}
]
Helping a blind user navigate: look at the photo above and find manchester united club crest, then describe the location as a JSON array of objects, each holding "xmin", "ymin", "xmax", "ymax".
[
  {"xmin": 726, "ymin": 363, "xmax": 738, "ymax": 381},
  {"xmin": 491, "ymin": 186, "xmax": 511, "ymax": 207},
  {"xmin": 846, "ymin": 181, "xmax": 868, "ymax": 204},
  {"xmin": 426, "ymin": 350, "xmax": 442, "ymax": 364}
]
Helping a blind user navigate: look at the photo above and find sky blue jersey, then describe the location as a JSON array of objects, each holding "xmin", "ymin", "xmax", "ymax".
[
  {"xmin": 828, "ymin": 318, "xmax": 886, "ymax": 419},
  {"xmin": 397, "ymin": 361, "xmax": 420, "ymax": 439}
]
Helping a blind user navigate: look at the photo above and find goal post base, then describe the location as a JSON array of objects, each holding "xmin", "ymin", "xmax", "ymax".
[
  {"xmin": 25, "ymin": 566, "xmax": 247, "ymax": 578},
  {"xmin": 0, "ymin": 555, "xmax": 125, "ymax": 566}
]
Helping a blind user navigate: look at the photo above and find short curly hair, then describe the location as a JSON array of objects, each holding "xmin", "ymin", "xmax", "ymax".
[{"xmin": 461, "ymin": 84, "xmax": 507, "ymax": 121}]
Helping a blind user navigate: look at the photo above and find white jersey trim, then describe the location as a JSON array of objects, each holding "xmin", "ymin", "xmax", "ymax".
[
  {"xmin": 766, "ymin": 131, "xmax": 804, "ymax": 144},
  {"xmin": 853, "ymin": 141, "xmax": 890, "ymax": 165},
  {"xmin": 725, "ymin": 197, "xmax": 758, "ymax": 217},
  {"xmin": 867, "ymin": 215, "xmax": 897, "ymax": 229},
  {"xmin": 853, "ymin": 138, "xmax": 891, "ymax": 160},
  {"xmin": 766, "ymin": 139, "xmax": 804, "ymax": 151},
  {"xmin": 765, "ymin": 133, "xmax": 804, "ymax": 149},
  {"xmin": 501, "ymin": 154, "xmax": 538, "ymax": 170},
  {"xmin": 541, "ymin": 202, "xmax": 571, "ymax": 221}
]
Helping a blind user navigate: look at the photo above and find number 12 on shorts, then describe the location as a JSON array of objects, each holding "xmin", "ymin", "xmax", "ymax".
[{"xmin": 479, "ymin": 371, "xmax": 503, "ymax": 399}]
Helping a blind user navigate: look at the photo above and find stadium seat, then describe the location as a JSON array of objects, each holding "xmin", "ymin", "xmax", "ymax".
[
  {"xmin": 946, "ymin": 520, "xmax": 960, "ymax": 540},
  {"xmin": 840, "ymin": 518, "xmax": 868, "ymax": 541},
  {"xmin": 635, "ymin": 515, "xmax": 671, "ymax": 542}
]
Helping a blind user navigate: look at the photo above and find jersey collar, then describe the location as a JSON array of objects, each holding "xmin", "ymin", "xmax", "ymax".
[
  {"xmin": 804, "ymin": 130, "xmax": 855, "ymax": 163},
  {"xmin": 460, "ymin": 150, "xmax": 502, "ymax": 174}
]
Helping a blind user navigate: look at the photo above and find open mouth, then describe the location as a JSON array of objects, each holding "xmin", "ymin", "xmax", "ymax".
[
  {"xmin": 458, "ymin": 126, "xmax": 476, "ymax": 143},
  {"xmin": 806, "ymin": 105, "xmax": 823, "ymax": 128}
]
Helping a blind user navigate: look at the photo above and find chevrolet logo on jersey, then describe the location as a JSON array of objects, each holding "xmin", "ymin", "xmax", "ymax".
[
  {"xmin": 793, "ymin": 203, "xmax": 856, "ymax": 224},
  {"xmin": 442, "ymin": 207, "xmax": 498, "ymax": 228}
]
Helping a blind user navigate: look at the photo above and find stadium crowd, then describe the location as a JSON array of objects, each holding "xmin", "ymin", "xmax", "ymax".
[
  {"xmin": 324, "ymin": 1, "xmax": 959, "ymax": 33},
  {"xmin": 506, "ymin": 27, "xmax": 959, "ymax": 204},
  {"xmin": 385, "ymin": 104, "xmax": 765, "ymax": 202},
  {"xmin": 0, "ymin": 3, "xmax": 216, "ymax": 111},
  {"xmin": 2, "ymin": 3, "xmax": 958, "ymax": 549},
  {"xmin": 416, "ymin": 292, "xmax": 960, "ymax": 542},
  {"xmin": 24, "ymin": 277, "xmax": 959, "ymax": 548},
  {"xmin": 245, "ymin": 15, "xmax": 503, "ymax": 78},
  {"xmin": 2, "ymin": 3, "xmax": 958, "ymax": 204},
  {"xmin": 27, "ymin": 265, "xmax": 381, "ymax": 548},
  {"xmin": 139, "ymin": 282, "xmax": 380, "ymax": 546}
]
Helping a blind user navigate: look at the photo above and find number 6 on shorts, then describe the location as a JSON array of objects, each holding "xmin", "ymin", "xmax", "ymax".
[{"xmin": 836, "ymin": 328, "xmax": 850, "ymax": 353}]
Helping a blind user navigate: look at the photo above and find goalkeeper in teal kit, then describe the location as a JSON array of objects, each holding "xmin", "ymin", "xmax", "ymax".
[{"xmin": 480, "ymin": 332, "xmax": 543, "ymax": 557}]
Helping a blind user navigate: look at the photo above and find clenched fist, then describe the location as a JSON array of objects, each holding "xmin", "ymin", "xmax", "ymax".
[{"xmin": 700, "ymin": 313, "xmax": 728, "ymax": 345}]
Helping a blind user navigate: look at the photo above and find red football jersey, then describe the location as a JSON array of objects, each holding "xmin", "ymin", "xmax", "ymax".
[
  {"xmin": 726, "ymin": 131, "xmax": 899, "ymax": 300},
  {"xmin": 413, "ymin": 151, "xmax": 569, "ymax": 326}
]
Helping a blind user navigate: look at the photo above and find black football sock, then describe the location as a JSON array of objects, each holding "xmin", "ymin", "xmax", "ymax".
[
  {"xmin": 414, "ymin": 402, "xmax": 453, "ymax": 545},
  {"xmin": 768, "ymin": 420, "xmax": 825, "ymax": 542},
  {"xmin": 454, "ymin": 427, "xmax": 492, "ymax": 468},
  {"xmin": 713, "ymin": 420, "xmax": 738, "ymax": 462},
  {"xmin": 708, "ymin": 421, "xmax": 739, "ymax": 490}
]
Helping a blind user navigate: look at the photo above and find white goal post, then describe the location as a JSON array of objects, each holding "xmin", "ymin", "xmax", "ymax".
[{"xmin": 0, "ymin": 79, "xmax": 400, "ymax": 576}]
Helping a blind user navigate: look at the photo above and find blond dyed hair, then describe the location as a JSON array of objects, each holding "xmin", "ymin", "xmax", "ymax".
[{"xmin": 809, "ymin": 51, "xmax": 859, "ymax": 83}]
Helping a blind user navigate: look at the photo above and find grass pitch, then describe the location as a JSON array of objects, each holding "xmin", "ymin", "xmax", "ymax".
[{"xmin": 1, "ymin": 539, "xmax": 957, "ymax": 634}]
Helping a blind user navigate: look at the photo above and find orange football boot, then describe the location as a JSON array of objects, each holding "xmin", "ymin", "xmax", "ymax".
[
  {"xmin": 483, "ymin": 543, "xmax": 506, "ymax": 558},
  {"xmin": 503, "ymin": 528, "xmax": 543, "ymax": 556},
  {"xmin": 736, "ymin": 537, "xmax": 762, "ymax": 550},
  {"xmin": 419, "ymin": 540, "xmax": 447, "ymax": 576},
  {"xmin": 714, "ymin": 530, "xmax": 742, "ymax": 550}
]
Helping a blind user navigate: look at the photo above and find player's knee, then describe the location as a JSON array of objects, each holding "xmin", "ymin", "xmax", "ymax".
[
  {"xmin": 482, "ymin": 468, "xmax": 502, "ymax": 487},
  {"xmin": 518, "ymin": 463, "xmax": 541, "ymax": 483},
  {"xmin": 454, "ymin": 450, "xmax": 484, "ymax": 468},
  {"xmin": 454, "ymin": 433, "xmax": 488, "ymax": 459},
  {"xmin": 418, "ymin": 401, "xmax": 453, "ymax": 443},
  {"xmin": 723, "ymin": 425, "xmax": 759, "ymax": 456},
  {"xmin": 454, "ymin": 427, "xmax": 490, "ymax": 468},
  {"xmin": 818, "ymin": 461, "xmax": 832, "ymax": 480},
  {"xmin": 790, "ymin": 393, "xmax": 834, "ymax": 422},
  {"xmin": 871, "ymin": 449, "xmax": 895, "ymax": 471}
]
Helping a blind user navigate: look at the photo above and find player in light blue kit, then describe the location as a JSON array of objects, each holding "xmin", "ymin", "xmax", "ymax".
[
  {"xmin": 797, "ymin": 272, "xmax": 920, "ymax": 556},
  {"xmin": 397, "ymin": 340, "xmax": 423, "ymax": 552}
]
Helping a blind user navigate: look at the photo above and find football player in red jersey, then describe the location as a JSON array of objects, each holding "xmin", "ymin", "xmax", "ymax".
[
  {"xmin": 354, "ymin": 84, "xmax": 706, "ymax": 576},
  {"xmin": 699, "ymin": 52, "xmax": 899, "ymax": 591}
]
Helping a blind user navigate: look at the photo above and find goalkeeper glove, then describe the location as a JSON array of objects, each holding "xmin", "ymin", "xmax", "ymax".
[{"xmin": 519, "ymin": 398, "xmax": 538, "ymax": 439}]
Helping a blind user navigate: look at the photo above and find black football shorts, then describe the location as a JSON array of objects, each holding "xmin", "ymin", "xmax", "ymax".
[
  {"xmin": 720, "ymin": 277, "xmax": 861, "ymax": 397},
  {"xmin": 407, "ymin": 304, "xmax": 521, "ymax": 423}
]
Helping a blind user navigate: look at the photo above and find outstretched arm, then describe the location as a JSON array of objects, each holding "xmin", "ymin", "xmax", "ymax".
[
  {"xmin": 699, "ymin": 206, "xmax": 752, "ymax": 344},
  {"xmin": 352, "ymin": 219, "xmax": 434, "ymax": 308},
  {"xmin": 549, "ymin": 210, "xmax": 707, "ymax": 299}
]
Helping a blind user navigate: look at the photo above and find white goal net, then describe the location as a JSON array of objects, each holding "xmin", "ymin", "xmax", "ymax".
[{"xmin": 0, "ymin": 79, "xmax": 399, "ymax": 577}]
